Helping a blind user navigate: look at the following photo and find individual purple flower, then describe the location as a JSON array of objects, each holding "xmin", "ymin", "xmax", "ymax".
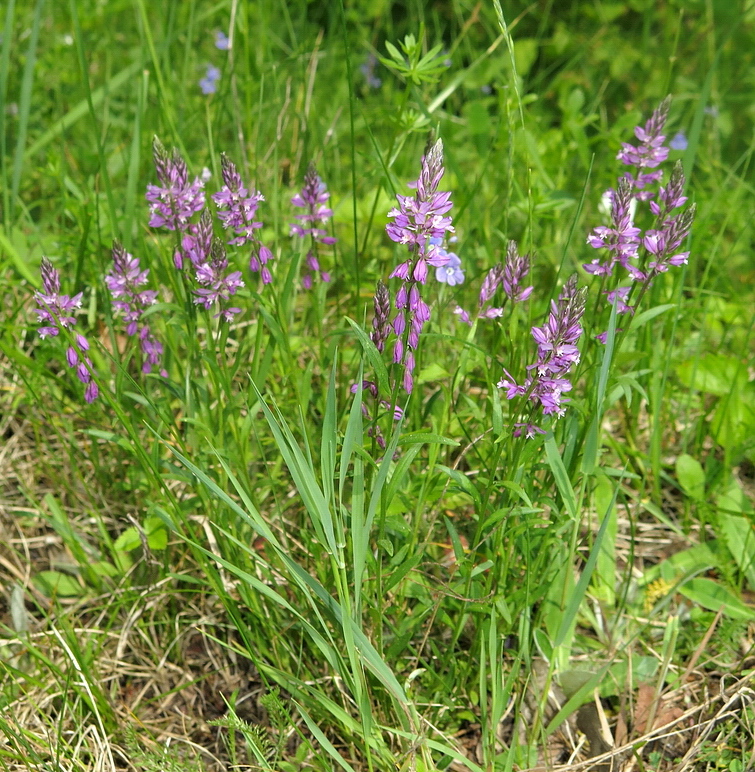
[
  {"xmin": 385, "ymin": 138, "xmax": 454, "ymax": 394},
  {"xmin": 212, "ymin": 153, "xmax": 274, "ymax": 284},
  {"xmin": 454, "ymin": 306, "xmax": 472, "ymax": 326},
  {"xmin": 199, "ymin": 64, "xmax": 221, "ymax": 94},
  {"xmin": 497, "ymin": 276, "xmax": 586, "ymax": 435},
  {"xmin": 512, "ymin": 423, "xmax": 547, "ymax": 439},
  {"xmin": 502, "ymin": 240, "xmax": 533, "ymax": 302},
  {"xmin": 215, "ymin": 31, "xmax": 230, "ymax": 50},
  {"xmin": 595, "ymin": 330, "xmax": 623, "ymax": 345},
  {"xmin": 146, "ymin": 138, "xmax": 205, "ymax": 232},
  {"xmin": 34, "ymin": 258, "xmax": 99, "ymax": 403},
  {"xmin": 300, "ymin": 251, "xmax": 330, "ymax": 289},
  {"xmin": 604, "ymin": 286, "xmax": 633, "ymax": 315},
  {"xmin": 105, "ymin": 242, "xmax": 166, "ymax": 376},
  {"xmin": 291, "ymin": 163, "xmax": 336, "ymax": 288},
  {"xmin": 193, "ymin": 239, "xmax": 245, "ymax": 321}
]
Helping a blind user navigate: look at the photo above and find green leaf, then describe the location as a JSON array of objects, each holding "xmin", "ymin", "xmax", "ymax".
[
  {"xmin": 718, "ymin": 511, "xmax": 755, "ymax": 591},
  {"xmin": 710, "ymin": 385, "xmax": 755, "ymax": 449},
  {"xmin": 679, "ymin": 578, "xmax": 755, "ymax": 620},
  {"xmin": 114, "ymin": 526, "xmax": 141, "ymax": 552},
  {"xmin": 398, "ymin": 432, "xmax": 459, "ymax": 447},
  {"xmin": 628, "ymin": 303, "xmax": 676, "ymax": 331},
  {"xmin": 675, "ymin": 454, "xmax": 705, "ymax": 501},
  {"xmin": 417, "ymin": 362, "xmax": 450, "ymax": 383},
  {"xmin": 544, "ymin": 434, "xmax": 577, "ymax": 520},
  {"xmin": 676, "ymin": 354, "xmax": 747, "ymax": 396},
  {"xmin": 716, "ymin": 478, "xmax": 755, "ymax": 590},
  {"xmin": 33, "ymin": 571, "xmax": 83, "ymax": 597}
]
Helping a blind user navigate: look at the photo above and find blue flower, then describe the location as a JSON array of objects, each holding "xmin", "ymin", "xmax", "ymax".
[
  {"xmin": 199, "ymin": 65, "xmax": 221, "ymax": 94},
  {"xmin": 435, "ymin": 250, "xmax": 464, "ymax": 286},
  {"xmin": 215, "ymin": 31, "xmax": 230, "ymax": 50},
  {"xmin": 670, "ymin": 132, "xmax": 688, "ymax": 151},
  {"xmin": 359, "ymin": 55, "xmax": 382, "ymax": 89}
]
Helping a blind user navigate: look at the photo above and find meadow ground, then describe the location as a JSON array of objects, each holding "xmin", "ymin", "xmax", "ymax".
[{"xmin": 1, "ymin": 1, "xmax": 755, "ymax": 770}]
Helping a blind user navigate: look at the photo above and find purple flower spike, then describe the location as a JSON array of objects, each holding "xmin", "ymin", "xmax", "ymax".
[
  {"xmin": 479, "ymin": 264, "xmax": 504, "ymax": 308},
  {"xmin": 371, "ymin": 280, "xmax": 391, "ymax": 352},
  {"xmin": 291, "ymin": 162, "xmax": 336, "ymax": 288},
  {"xmin": 105, "ymin": 241, "xmax": 166, "ymax": 376},
  {"xmin": 146, "ymin": 138, "xmax": 205, "ymax": 232},
  {"xmin": 360, "ymin": 54, "xmax": 382, "ymax": 89},
  {"xmin": 586, "ymin": 99, "xmax": 695, "ymax": 343},
  {"xmin": 34, "ymin": 258, "xmax": 99, "ymax": 401},
  {"xmin": 645, "ymin": 204, "xmax": 695, "ymax": 275},
  {"xmin": 498, "ymin": 276, "xmax": 586, "ymax": 435},
  {"xmin": 384, "ymin": 137, "xmax": 454, "ymax": 394},
  {"xmin": 502, "ymin": 241, "xmax": 533, "ymax": 302},
  {"xmin": 181, "ymin": 209, "xmax": 215, "ymax": 270},
  {"xmin": 193, "ymin": 239, "xmax": 245, "ymax": 320},
  {"xmin": 617, "ymin": 96, "xmax": 671, "ymax": 196},
  {"xmin": 35, "ymin": 259, "xmax": 81, "ymax": 338},
  {"xmin": 585, "ymin": 176, "xmax": 641, "ymax": 278},
  {"xmin": 454, "ymin": 241, "xmax": 530, "ymax": 328},
  {"xmin": 651, "ymin": 160, "xmax": 688, "ymax": 216},
  {"xmin": 212, "ymin": 153, "xmax": 273, "ymax": 285}
]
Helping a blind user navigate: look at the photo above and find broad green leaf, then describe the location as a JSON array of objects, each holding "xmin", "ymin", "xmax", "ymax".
[
  {"xmin": 679, "ymin": 578, "xmax": 755, "ymax": 620},
  {"xmin": 676, "ymin": 354, "xmax": 747, "ymax": 396},
  {"xmin": 710, "ymin": 385, "xmax": 755, "ymax": 449},
  {"xmin": 114, "ymin": 526, "xmax": 141, "ymax": 552},
  {"xmin": 34, "ymin": 571, "xmax": 83, "ymax": 597},
  {"xmin": 417, "ymin": 362, "xmax": 450, "ymax": 383},
  {"xmin": 676, "ymin": 454, "xmax": 705, "ymax": 501}
]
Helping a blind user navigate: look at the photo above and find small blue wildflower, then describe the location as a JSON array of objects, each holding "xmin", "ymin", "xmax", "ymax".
[
  {"xmin": 215, "ymin": 31, "xmax": 230, "ymax": 50},
  {"xmin": 360, "ymin": 54, "xmax": 382, "ymax": 89},
  {"xmin": 435, "ymin": 251, "xmax": 464, "ymax": 286},
  {"xmin": 670, "ymin": 132, "xmax": 688, "ymax": 151},
  {"xmin": 199, "ymin": 65, "xmax": 221, "ymax": 95},
  {"xmin": 704, "ymin": 104, "xmax": 719, "ymax": 118}
]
